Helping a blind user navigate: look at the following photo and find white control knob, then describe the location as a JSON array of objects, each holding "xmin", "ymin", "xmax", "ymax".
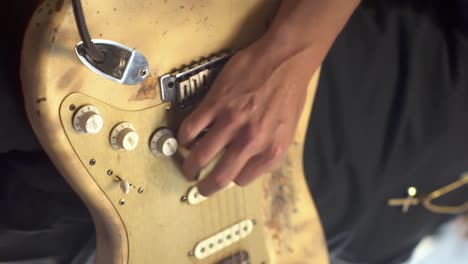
[
  {"xmin": 150, "ymin": 128, "xmax": 178, "ymax": 156},
  {"xmin": 110, "ymin": 122, "xmax": 139, "ymax": 151},
  {"xmin": 73, "ymin": 105, "xmax": 103, "ymax": 134}
]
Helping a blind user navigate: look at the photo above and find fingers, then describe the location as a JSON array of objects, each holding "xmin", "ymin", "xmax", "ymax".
[
  {"xmin": 234, "ymin": 144, "xmax": 286, "ymax": 186},
  {"xmin": 177, "ymin": 99, "xmax": 217, "ymax": 148},
  {"xmin": 182, "ymin": 112, "xmax": 243, "ymax": 180},
  {"xmin": 196, "ymin": 127, "xmax": 259, "ymax": 196}
]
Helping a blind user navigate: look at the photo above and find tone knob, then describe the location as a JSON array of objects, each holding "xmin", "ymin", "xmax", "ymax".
[
  {"xmin": 73, "ymin": 105, "xmax": 103, "ymax": 134},
  {"xmin": 150, "ymin": 128, "xmax": 178, "ymax": 156},
  {"xmin": 110, "ymin": 122, "xmax": 139, "ymax": 151}
]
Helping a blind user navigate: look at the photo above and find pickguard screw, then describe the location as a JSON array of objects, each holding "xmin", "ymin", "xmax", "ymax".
[
  {"xmin": 69, "ymin": 104, "xmax": 76, "ymax": 111},
  {"xmin": 119, "ymin": 199, "xmax": 125, "ymax": 205},
  {"xmin": 107, "ymin": 169, "xmax": 113, "ymax": 176},
  {"xmin": 89, "ymin": 159, "xmax": 96, "ymax": 166},
  {"xmin": 180, "ymin": 196, "xmax": 188, "ymax": 202},
  {"xmin": 138, "ymin": 188, "xmax": 144, "ymax": 194},
  {"xmin": 165, "ymin": 106, "xmax": 171, "ymax": 112},
  {"xmin": 188, "ymin": 251, "xmax": 194, "ymax": 257}
]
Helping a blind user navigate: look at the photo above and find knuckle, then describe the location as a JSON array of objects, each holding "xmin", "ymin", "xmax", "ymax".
[{"xmin": 265, "ymin": 144, "xmax": 285, "ymax": 163}]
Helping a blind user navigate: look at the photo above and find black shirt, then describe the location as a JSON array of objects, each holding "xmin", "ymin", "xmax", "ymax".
[{"xmin": 305, "ymin": 1, "xmax": 468, "ymax": 263}]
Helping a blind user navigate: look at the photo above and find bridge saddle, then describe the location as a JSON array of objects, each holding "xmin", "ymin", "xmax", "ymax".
[{"xmin": 159, "ymin": 52, "xmax": 231, "ymax": 110}]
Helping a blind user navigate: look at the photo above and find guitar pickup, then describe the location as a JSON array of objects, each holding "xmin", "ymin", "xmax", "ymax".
[
  {"xmin": 159, "ymin": 52, "xmax": 231, "ymax": 110},
  {"xmin": 191, "ymin": 219, "xmax": 255, "ymax": 260}
]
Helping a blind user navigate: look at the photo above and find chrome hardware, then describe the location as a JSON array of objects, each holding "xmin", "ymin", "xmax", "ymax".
[
  {"xmin": 159, "ymin": 52, "xmax": 231, "ymax": 109},
  {"xmin": 216, "ymin": 250, "xmax": 251, "ymax": 264},
  {"xmin": 75, "ymin": 39, "xmax": 149, "ymax": 85}
]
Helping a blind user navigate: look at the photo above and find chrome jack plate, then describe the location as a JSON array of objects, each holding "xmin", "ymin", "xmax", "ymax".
[{"xmin": 75, "ymin": 39, "xmax": 149, "ymax": 85}]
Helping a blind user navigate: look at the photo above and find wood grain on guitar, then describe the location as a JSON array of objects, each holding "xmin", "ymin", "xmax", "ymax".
[{"xmin": 20, "ymin": 0, "xmax": 328, "ymax": 263}]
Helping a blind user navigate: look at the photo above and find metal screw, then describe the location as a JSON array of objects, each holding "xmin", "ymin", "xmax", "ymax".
[
  {"xmin": 139, "ymin": 68, "xmax": 147, "ymax": 77},
  {"xmin": 69, "ymin": 104, "xmax": 76, "ymax": 111},
  {"xmin": 138, "ymin": 188, "xmax": 144, "ymax": 194},
  {"xmin": 119, "ymin": 199, "xmax": 125, "ymax": 205},
  {"xmin": 107, "ymin": 169, "xmax": 113, "ymax": 176},
  {"xmin": 89, "ymin": 159, "xmax": 96, "ymax": 166},
  {"xmin": 188, "ymin": 251, "xmax": 194, "ymax": 257},
  {"xmin": 180, "ymin": 195, "xmax": 188, "ymax": 202},
  {"xmin": 165, "ymin": 106, "xmax": 171, "ymax": 112}
]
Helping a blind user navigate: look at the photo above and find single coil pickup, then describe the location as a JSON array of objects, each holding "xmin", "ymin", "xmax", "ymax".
[{"xmin": 192, "ymin": 219, "xmax": 255, "ymax": 260}]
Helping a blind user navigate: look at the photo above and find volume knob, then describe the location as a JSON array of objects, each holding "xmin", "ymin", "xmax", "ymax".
[
  {"xmin": 110, "ymin": 122, "xmax": 139, "ymax": 151},
  {"xmin": 150, "ymin": 128, "xmax": 178, "ymax": 157},
  {"xmin": 73, "ymin": 105, "xmax": 103, "ymax": 134}
]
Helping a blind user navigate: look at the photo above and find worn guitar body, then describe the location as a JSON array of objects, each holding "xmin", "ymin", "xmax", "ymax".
[{"xmin": 20, "ymin": 0, "xmax": 328, "ymax": 263}]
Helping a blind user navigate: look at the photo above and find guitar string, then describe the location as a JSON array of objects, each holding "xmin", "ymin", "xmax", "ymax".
[
  {"xmin": 233, "ymin": 172, "xmax": 246, "ymax": 263},
  {"xmin": 216, "ymin": 183, "xmax": 224, "ymax": 255},
  {"xmin": 226, "ymin": 181, "xmax": 236, "ymax": 264},
  {"xmin": 212, "ymin": 175, "xmax": 223, "ymax": 257},
  {"xmin": 241, "ymin": 180, "xmax": 248, "ymax": 263},
  {"xmin": 232, "ymin": 178, "xmax": 241, "ymax": 262},
  {"xmin": 200, "ymin": 184, "xmax": 206, "ymax": 259}
]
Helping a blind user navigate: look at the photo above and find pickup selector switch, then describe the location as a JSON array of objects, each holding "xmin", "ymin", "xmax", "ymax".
[
  {"xmin": 73, "ymin": 105, "xmax": 103, "ymax": 134},
  {"xmin": 110, "ymin": 122, "xmax": 139, "ymax": 151},
  {"xmin": 150, "ymin": 128, "xmax": 178, "ymax": 157}
]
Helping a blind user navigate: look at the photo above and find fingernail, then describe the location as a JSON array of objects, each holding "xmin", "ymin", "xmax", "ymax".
[{"xmin": 183, "ymin": 168, "xmax": 200, "ymax": 181}]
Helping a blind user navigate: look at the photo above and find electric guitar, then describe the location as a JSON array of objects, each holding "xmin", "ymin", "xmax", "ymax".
[{"xmin": 20, "ymin": 0, "xmax": 328, "ymax": 263}]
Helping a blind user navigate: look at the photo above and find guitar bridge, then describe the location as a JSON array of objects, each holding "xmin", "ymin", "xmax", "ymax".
[{"xmin": 159, "ymin": 52, "xmax": 231, "ymax": 110}]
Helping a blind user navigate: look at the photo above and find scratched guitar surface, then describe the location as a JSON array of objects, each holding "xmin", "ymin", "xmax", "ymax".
[{"xmin": 20, "ymin": 0, "xmax": 328, "ymax": 263}]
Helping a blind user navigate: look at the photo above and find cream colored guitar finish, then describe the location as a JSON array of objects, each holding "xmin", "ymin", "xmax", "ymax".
[{"xmin": 20, "ymin": 0, "xmax": 328, "ymax": 263}]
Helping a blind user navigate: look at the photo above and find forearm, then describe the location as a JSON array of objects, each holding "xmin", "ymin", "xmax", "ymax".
[{"xmin": 258, "ymin": 0, "xmax": 361, "ymax": 68}]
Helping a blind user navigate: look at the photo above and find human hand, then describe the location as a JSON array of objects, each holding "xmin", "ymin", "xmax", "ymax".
[{"xmin": 177, "ymin": 34, "xmax": 319, "ymax": 196}]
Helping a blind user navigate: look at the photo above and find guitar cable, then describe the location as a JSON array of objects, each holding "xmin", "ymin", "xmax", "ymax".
[{"xmin": 71, "ymin": 0, "xmax": 105, "ymax": 63}]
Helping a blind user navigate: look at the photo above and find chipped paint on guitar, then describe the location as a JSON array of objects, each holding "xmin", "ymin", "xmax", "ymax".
[{"xmin": 20, "ymin": 0, "xmax": 328, "ymax": 263}]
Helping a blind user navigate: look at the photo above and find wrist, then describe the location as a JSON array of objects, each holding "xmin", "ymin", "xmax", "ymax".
[{"xmin": 253, "ymin": 0, "xmax": 361, "ymax": 68}]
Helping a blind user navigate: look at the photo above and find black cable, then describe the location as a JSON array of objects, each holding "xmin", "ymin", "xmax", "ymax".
[{"xmin": 71, "ymin": 0, "xmax": 105, "ymax": 63}]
